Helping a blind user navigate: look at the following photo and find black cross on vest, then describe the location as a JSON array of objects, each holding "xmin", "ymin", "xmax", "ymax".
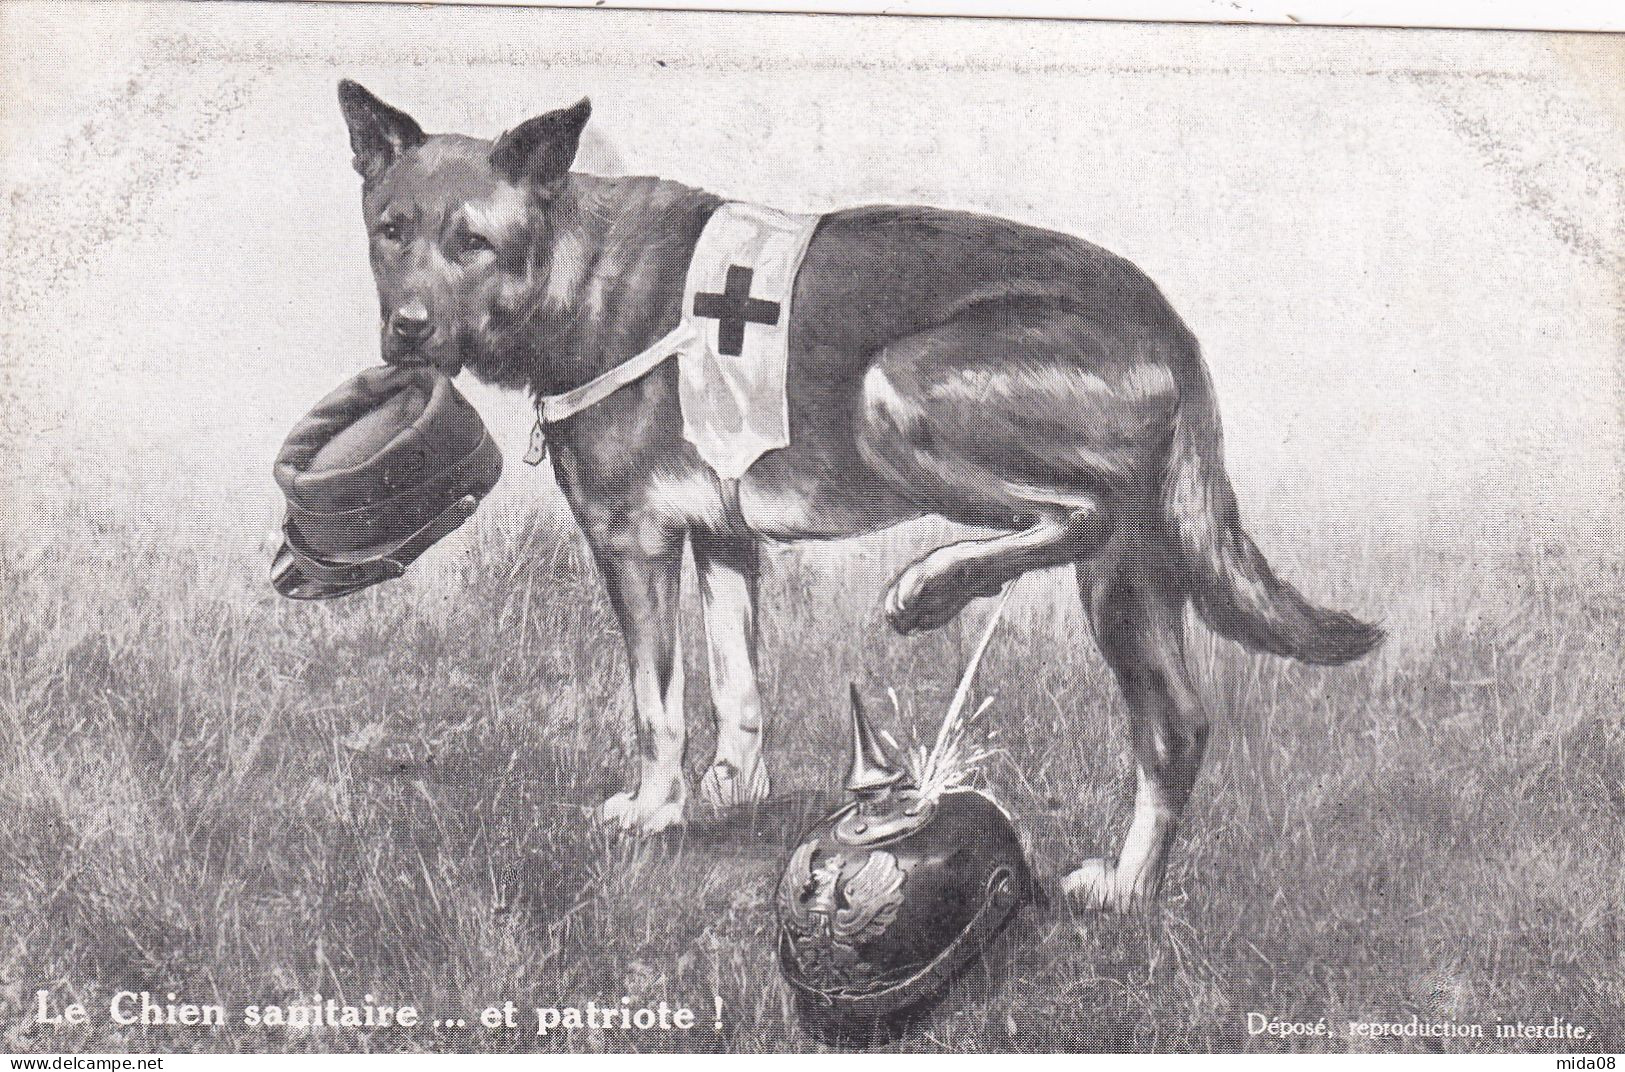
[{"xmin": 692, "ymin": 265, "xmax": 781, "ymax": 357}]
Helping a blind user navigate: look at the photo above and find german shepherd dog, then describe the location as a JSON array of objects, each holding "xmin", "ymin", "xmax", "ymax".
[{"xmin": 337, "ymin": 81, "xmax": 1382, "ymax": 909}]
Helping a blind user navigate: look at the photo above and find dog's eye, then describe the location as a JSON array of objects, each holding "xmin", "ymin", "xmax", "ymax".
[
  {"xmin": 456, "ymin": 232, "xmax": 495, "ymax": 256},
  {"xmin": 376, "ymin": 221, "xmax": 404, "ymax": 243}
]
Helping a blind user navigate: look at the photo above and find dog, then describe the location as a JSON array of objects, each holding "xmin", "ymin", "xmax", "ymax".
[{"xmin": 336, "ymin": 81, "xmax": 1382, "ymax": 909}]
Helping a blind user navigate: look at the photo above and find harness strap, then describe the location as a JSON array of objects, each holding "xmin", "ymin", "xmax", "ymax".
[
  {"xmin": 720, "ymin": 477, "xmax": 749, "ymax": 533},
  {"xmin": 537, "ymin": 322, "xmax": 697, "ymax": 425},
  {"xmin": 525, "ymin": 323, "xmax": 698, "ymax": 468}
]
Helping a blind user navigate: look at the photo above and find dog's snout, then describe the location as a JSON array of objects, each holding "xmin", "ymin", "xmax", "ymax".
[{"xmin": 390, "ymin": 301, "xmax": 434, "ymax": 343}]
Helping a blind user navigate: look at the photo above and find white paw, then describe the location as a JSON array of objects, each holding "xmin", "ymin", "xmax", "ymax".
[
  {"xmin": 698, "ymin": 759, "xmax": 772, "ymax": 810},
  {"xmin": 1062, "ymin": 858, "xmax": 1138, "ymax": 912},
  {"xmin": 596, "ymin": 791, "xmax": 639, "ymax": 827},
  {"xmin": 631, "ymin": 800, "xmax": 686, "ymax": 835},
  {"xmin": 596, "ymin": 791, "xmax": 687, "ymax": 835}
]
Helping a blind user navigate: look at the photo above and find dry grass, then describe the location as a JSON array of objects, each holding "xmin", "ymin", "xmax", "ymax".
[{"xmin": 0, "ymin": 501, "xmax": 1621, "ymax": 1053}]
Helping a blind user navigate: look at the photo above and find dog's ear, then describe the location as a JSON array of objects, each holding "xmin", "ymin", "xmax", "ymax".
[
  {"xmin": 490, "ymin": 98, "xmax": 592, "ymax": 192},
  {"xmin": 338, "ymin": 80, "xmax": 425, "ymax": 180}
]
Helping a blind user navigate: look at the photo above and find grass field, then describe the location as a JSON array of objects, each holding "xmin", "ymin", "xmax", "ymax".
[{"xmin": 1, "ymin": 499, "xmax": 1621, "ymax": 1053}]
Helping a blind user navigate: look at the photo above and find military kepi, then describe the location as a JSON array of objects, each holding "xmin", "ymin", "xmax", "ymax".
[{"xmin": 270, "ymin": 365, "xmax": 502, "ymax": 600}]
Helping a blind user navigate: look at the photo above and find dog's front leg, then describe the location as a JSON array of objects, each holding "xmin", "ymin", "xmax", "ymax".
[
  {"xmin": 592, "ymin": 538, "xmax": 688, "ymax": 834},
  {"xmin": 692, "ymin": 531, "xmax": 772, "ymax": 810}
]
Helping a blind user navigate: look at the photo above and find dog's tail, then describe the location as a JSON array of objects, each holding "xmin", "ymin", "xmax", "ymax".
[{"xmin": 1160, "ymin": 361, "xmax": 1383, "ymax": 666}]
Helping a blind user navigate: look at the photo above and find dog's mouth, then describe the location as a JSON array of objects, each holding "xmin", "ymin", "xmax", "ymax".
[
  {"xmin": 388, "ymin": 353, "xmax": 464, "ymax": 377},
  {"xmin": 382, "ymin": 339, "xmax": 464, "ymax": 378}
]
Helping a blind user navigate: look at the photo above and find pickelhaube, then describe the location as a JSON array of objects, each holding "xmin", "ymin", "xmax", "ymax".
[
  {"xmin": 776, "ymin": 684, "xmax": 1039, "ymax": 1037},
  {"xmin": 270, "ymin": 365, "xmax": 502, "ymax": 600}
]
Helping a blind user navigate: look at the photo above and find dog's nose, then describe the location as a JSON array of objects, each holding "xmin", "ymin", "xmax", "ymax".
[{"xmin": 390, "ymin": 302, "xmax": 434, "ymax": 343}]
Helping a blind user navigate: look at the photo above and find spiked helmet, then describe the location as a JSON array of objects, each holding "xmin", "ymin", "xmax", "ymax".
[{"xmin": 775, "ymin": 608, "xmax": 1040, "ymax": 1037}]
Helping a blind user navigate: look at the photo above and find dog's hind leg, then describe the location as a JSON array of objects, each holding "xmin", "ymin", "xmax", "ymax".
[
  {"xmin": 856, "ymin": 305, "xmax": 1176, "ymax": 634},
  {"xmin": 1064, "ymin": 561, "xmax": 1210, "ymax": 910},
  {"xmin": 692, "ymin": 530, "xmax": 772, "ymax": 809},
  {"xmin": 883, "ymin": 504, "xmax": 1111, "ymax": 634}
]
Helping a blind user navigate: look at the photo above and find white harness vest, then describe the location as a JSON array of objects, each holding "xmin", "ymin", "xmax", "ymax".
[{"xmin": 525, "ymin": 202, "xmax": 821, "ymax": 481}]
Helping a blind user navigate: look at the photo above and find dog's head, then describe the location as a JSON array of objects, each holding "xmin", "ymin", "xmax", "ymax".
[{"xmin": 337, "ymin": 81, "xmax": 591, "ymax": 380}]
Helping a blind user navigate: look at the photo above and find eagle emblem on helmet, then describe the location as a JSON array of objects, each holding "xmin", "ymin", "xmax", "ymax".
[{"xmin": 778, "ymin": 844, "xmax": 907, "ymax": 989}]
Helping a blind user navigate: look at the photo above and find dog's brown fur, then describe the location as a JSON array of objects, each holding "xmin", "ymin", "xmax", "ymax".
[{"xmin": 338, "ymin": 82, "xmax": 1382, "ymax": 908}]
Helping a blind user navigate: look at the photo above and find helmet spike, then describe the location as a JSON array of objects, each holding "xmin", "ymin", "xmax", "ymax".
[{"xmin": 845, "ymin": 682, "xmax": 904, "ymax": 797}]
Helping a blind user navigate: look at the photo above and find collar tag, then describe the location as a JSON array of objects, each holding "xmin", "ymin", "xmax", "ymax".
[{"xmin": 522, "ymin": 418, "xmax": 548, "ymax": 466}]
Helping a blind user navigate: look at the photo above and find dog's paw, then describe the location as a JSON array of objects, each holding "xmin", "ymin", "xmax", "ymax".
[
  {"xmin": 596, "ymin": 791, "xmax": 640, "ymax": 827},
  {"xmin": 630, "ymin": 800, "xmax": 686, "ymax": 835},
  {"xmin": 884, "ymin": 557, "xmax": 997, "ymax": 635},
  {"xmin": 1061, "ymin": 858, "xmax": 1142, "ymax": 913},
  {"xmin": 698, "ymin": 759, "xmax": 772, "ymax": 810},
  {"xmin": 883, "ymin": 573, "xmax": 918, "ymax": 634},
  {"xmin": 596, "ymin": 791, "xmax": 686, "ymax": 835},
  {"xmin": 885, "ymin": 567, "xmax": 961, "ymax": 635}
]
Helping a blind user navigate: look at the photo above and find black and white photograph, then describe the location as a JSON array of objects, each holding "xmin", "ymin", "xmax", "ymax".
[{"xmin": 0, "ymin": 0, "xmax": 1620, "ymax": 1056}]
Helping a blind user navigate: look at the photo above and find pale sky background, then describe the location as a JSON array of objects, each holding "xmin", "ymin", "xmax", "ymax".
[{"xmin": 1, "ymin": 3, "xmax": 1620, "ymax": 564}]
